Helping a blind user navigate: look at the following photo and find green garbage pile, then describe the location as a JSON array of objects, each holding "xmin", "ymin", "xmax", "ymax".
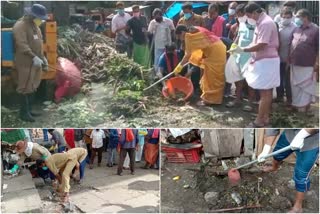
[{"xmin": 52, "ymin": 26, "xmax": 159, "ymax": 126}]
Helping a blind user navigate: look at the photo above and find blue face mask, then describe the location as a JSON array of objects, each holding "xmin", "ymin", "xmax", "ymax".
[
  {"xmin": 117, "ymin": 9, "xmax": 124, "ymax": 15},
  {"xmin": 184, "ymin": 13, "xmax": 192, "ymax": 20},
  {"xmin": 42, "ymin": 166, "xmax": 48, "ymax": 170},
  {"xmin": 294, "ymin": 17, "xmax": 303, "ymax": 27}
]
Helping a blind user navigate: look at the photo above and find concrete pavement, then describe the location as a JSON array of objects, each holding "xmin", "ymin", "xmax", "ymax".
[
  {"xmin": 1, "ymin": 170, "xmax": 42, "ymax": 213},
  {"xmin": 1, "ymin": 156, "xmax": 160, "ymax": 213},
  {"xmin": 70, "ymin": 161, "xmax": 160, "ymax": 213}
]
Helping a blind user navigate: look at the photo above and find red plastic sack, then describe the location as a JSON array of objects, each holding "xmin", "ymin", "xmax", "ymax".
[{"xmin": 55, "ymin": 57, "xmax": 82, "ymax": 103}]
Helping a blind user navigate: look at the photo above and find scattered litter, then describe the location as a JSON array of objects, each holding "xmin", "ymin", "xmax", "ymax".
[
  {"xmin": 183, "ymin": 184, "xmax": 190, "ymax": 189},
  {"xmin": 257, "ymin": 177, "xmax": 263, "ymax": 192},
  {"xmin": 231, "ymin": 192, "xmax": 242, "ymax": 205},
  {"xmin": 62, "ymin": 201, "xmax": 75, "ymax": 212},
  {"xmin": 204, "ymin": 191, "xmax": 219, "ymax": 205},
  {"xmin": 275, "ymin": 188, "xmax": 279, "ymax": 196},
  {"xmin": 221, "ymin": 161, "xmax": 228, "ymax": 170},
  {"xmin": 287, "ymin": 179, "xmax": 295, "ymax": 189},
  {"xmin": 173, "ymin": 176, "xmax": 180, "ymax": 181},
  {"xmin": 3, "ymin": 184, "xmax": 8, "ymax": 190}
]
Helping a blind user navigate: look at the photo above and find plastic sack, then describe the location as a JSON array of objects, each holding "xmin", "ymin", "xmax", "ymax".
[
  {"xmin": 169, "ymin": 129, "xmax": 192, "ymax": 138},
  {"xmin": 55, "ymin": 57, "xmax": 82, "ymax": 103},
  {"xmin": 225, "ymin": 54, "xmax": 243, "ymax": 84}
]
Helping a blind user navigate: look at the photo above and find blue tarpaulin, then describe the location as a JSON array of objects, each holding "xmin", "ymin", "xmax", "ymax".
[{"xmin": 164, "ymin": 2, "xmax": 209, "ymax": 19}]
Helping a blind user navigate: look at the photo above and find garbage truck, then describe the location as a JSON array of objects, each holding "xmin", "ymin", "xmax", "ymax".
[{"xmin": 1, "ymin": 14, "xmax": 58, "ymax": 94}]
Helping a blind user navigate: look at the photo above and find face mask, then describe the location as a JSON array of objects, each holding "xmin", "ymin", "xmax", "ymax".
[
  {"xmin": 228, "ymin": 9, "xmax": 236, "ymax": 16},
  {"xmin": 42, "ymin": 166, "xmax": 48, "ymax": 170},
  {"xmin": 294, "ymin": 17, "xmax": 303, "ymax": 27},
  {"xmin": 117, "ymin": 9, "xmax": 124, "ymax": 16},
  {"xmin": 155, "ymin": 17, "xmax": 163, "ymax": 23},
  {"xmin": 184, "ymin": 13, "xmax": 192, "ymax": 20},
  {"xmin": 247, "ymin": 18, "xmax": 256, "ymax": 26},
  {"xmin": 237, "ymin": 16, "xmax": 247, "ymax": 23},
  {"xmin": 133, "ymin": 12, "xmax": 140, "ymax": 17},
  {"xmin": 33, "ymin": 18, "xmax": 42, "ymax": 27},
  {"xmin": 281, "ymin": 18, "xmax": 292, "ymax": 26}
]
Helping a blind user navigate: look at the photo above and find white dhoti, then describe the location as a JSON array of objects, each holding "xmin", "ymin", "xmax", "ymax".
[
  {"xmin": 244, "ymin": 57, "xmax": 280, "ymax": 90},
  {"xmin": 291, "ymin": 65, "xmax": 318, "ymax": 107},
  {"xmin": 225, "ymin": 54, "xmax": 244, "ymax": 83},
  {"xmin": 135, "ymin": 143, "xmax": 144, "ymax": 162}
]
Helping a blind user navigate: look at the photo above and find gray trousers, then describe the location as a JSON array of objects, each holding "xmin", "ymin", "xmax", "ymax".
[{"xmin": 107, "ymin": 148, "xmax": 116, "ymax": 165}]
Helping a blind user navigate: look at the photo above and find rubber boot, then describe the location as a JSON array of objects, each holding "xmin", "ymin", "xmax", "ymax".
[
  {"xmin": 28, "ymin": 93, "xmax": 41, "ymax": 117},
  {"xmin": 19, "ymin": 94, "xmax": 35, "ymax": 122}
]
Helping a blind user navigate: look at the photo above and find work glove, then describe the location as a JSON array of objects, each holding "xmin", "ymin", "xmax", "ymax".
[
  {"xmin": 173, "ymin": 63, "xmax": 183, "ymax": 75},
  {"xmin": 9, "ymin": 164, "xmax": 19, "ymax": 174},
  {"xmin": 227, "ymin": 44, "xmax": 244, "ymax": 54},
  {"xmin": 257, "ymin": 144, "xmax": 272, "ymax": 162},
  {"xmin": 290, "ymin": 129, "xmax": 311, "ymax": 150},
  {"xmin": 42, "ymin": 57, "xmax": 48, "ymax": 72},
  {"xmin": 32, "ymin": 56, "xmax": 44, "ymax": 68}
]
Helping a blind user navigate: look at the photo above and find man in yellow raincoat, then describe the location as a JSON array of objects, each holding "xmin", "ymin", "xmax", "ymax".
[{"xmin": 174, "ymin": 25, "xmax": 226, "ymax": 105}]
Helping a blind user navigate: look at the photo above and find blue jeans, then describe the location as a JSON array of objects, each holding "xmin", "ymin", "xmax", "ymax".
[
  {"xmin": 43, "ymin": 129, "xmax": 49, "ymax": 142},
  {"xmin": 154, "ymin": 48, "xmax": 165, "ymax": 72},
  {"xmin": 107, "ymin": 147, "xmax": 116, "ymax": 165},
  {"xmin": 79, "ymin": 159, "xmax": 86, "ymax": 180},
  {"xmin": 273, "ymin": 133, "xmax": 319, "ymax": 192},
  {"xmin": 58, "ymin": 146, "xmax": 66, "ymax": 153}
]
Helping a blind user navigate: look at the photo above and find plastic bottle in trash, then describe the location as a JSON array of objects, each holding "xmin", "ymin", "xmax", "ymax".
[{"xmin": 231, "ymin": 192, "xmax": 242, "ymax": 205}]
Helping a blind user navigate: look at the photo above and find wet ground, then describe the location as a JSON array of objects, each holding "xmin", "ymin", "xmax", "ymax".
[
  {"xmin": 1, "ymin": 83, "xmax": 319, "ymax": 128},
  {"xmin": 161, "ymin": 161, "xmax": 319, "ymax": 213}
]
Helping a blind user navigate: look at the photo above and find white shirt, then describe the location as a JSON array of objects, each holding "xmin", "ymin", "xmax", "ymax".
[
  {"xmin": 90, "ymin": 129, "xmax": 106, "ymax": 148},
  {"xmin": 148, "ymin": 17, "xmax": 175, "ymax": 49},
  {"xmin": 111, "ymin": 13, "xmax": 131, "ymax": 36}
]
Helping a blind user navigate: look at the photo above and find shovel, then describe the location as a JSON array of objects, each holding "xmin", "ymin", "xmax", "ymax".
[
  {"xmin": 143, "ymin": 62, "xmax": 190, "ymax": 91},
  {"xmin": 143, "ymin": 72, "xmax": 175, "ymax": 91},
  {"xmin": 228, "ymin": 145, "xmax": 292, "ymax": 185}
]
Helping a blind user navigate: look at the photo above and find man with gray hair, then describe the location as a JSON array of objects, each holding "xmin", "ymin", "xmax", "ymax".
[{"xmin": 148, "ymin": 8, "xmax": 175, "ymax": 73}]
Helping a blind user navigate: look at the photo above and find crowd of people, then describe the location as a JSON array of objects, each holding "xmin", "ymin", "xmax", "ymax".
[
  {"xmin": 112, "ymin": 1, "xmax": 319, "ymax": 127},
  {"xmin": 8, "ymin": 128, "xmax": 160, "ymax": 203}
]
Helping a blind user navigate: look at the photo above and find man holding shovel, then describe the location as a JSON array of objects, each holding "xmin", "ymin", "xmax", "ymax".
[{"xmin": 258, "ymin": 129, "xmax": 319, "ymax": 213}]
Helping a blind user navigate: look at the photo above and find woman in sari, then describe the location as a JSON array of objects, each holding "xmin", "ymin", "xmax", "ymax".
[{"xmin": 174, "ymin": 25, "xmax": 226, "ymax": 105}]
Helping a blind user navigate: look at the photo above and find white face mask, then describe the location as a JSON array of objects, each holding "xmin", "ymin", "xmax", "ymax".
[
  {"xmin": 247, "ymin": 18, "xmax": 256, "ymax": 26},
  {"xmin": 281, "ymin": 18, "xmax": 292, "ymax": 26},
  {"xmin": 24, "ymin": 142, "xmax": 33, "ymax": 157},
  {"xmin": 238, "ymin": 15, "xmax": 247, "ymax": 23},
  {"xmin": 228, "ymin": 9, "xmax": 236, "ymax": 15}
]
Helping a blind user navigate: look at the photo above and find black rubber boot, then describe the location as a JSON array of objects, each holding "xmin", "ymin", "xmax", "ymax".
[
  {"xmin": 19, "ymin": 94, "xmax": 35, "ymax": 122},
  {"xmin": 28, "ymin": 93, "xmax": 41, "ymax": 117}
]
